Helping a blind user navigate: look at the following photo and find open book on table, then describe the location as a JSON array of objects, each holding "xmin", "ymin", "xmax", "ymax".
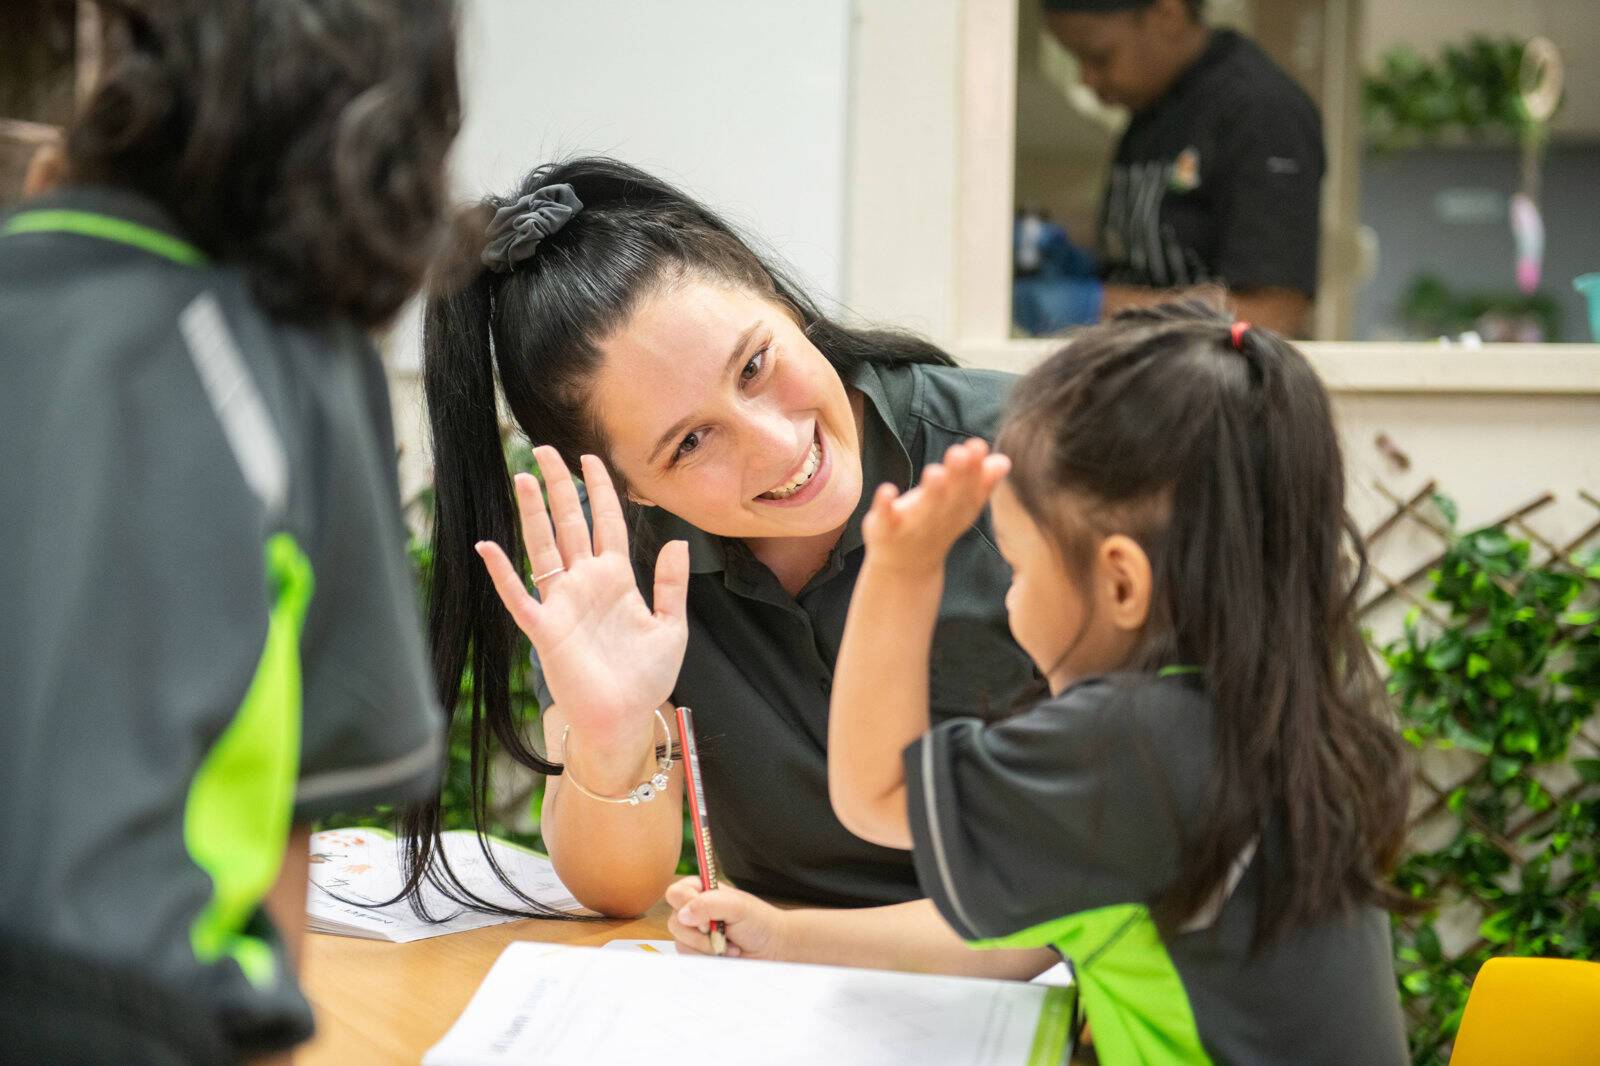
[
  {"xmin": 424, "ymin": 941, "xmax": 1077, "ymax": 1065},
  {"xmin": 307, "ymin": 827, "xmax": 594, "ymax": 943}
]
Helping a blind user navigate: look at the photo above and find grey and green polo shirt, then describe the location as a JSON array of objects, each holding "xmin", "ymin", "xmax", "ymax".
[
  {"xmin": 0, "ymin": 187, "xmax": 444, "ymax": 1056},
  {"xmin": 533, "ymin": 359, "xmax": 1041, "ymax": 907},
  {"xmin": 906, "ymin": 673, "xmax": 1409, "ymax": 1065}
]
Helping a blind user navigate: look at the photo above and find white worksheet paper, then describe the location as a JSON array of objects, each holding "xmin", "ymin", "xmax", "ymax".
[
  {"xmin": 423, "ymin": 942, "xmax": 1074, "ymax": 1066},
  {"xmin": 307, "ymin": 829, "xmax": 592, "ymax": 942}
]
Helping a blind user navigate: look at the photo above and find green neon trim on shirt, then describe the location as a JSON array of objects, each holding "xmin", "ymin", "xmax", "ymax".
[
  {"xmin": 1157, "ymin": 664, "xmax": 1202, "ymax": 678},
  {"xmin": 184, "ymin": 533, "xmax": 314, "ymax": 989},
  {"xmin": 1, "ymin": 209, "xmax": 207, "ymax": 267},
  {"xmin": 970, "ymin": 903, "xmax": 1212, "ymax": 1066}
]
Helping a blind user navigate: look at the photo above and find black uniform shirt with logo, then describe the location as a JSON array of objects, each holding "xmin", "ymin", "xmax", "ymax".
[{"xmin": 1097, "ymin": 29, "xmax": 1325, "ymax": 296}]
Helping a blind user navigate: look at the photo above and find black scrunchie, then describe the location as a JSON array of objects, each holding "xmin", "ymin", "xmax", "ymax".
[{"xmin": 481, "ymin": 183, "xmax": 584, "ymax": 273}]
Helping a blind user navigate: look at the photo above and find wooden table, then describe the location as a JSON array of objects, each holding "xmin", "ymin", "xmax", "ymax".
[{"xmin": 297, "ymin": 903, "xmax": 673, "ymax": 1064}]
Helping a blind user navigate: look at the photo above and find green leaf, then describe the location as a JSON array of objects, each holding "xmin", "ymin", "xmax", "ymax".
[
  {"xmin": 1426, "ymin": 633, "xmax": 1468, "ymax": 672},
  {"xmin": 1471, "ymin": 529, "xmax": 1514, "ymax": 558},
  {"xmin": 1573, "ymin": 759, "xmax": 1600, "ymax": 784},
  {"xmin": 1442, "ymin": 716, "xmax": 1495, "ymax": 755},
  {"xmin": 1501, "ymin": 727, "xmax": 1540, "ymax": 756},
  {"xmin": 1479, "ymin": 909, "xmax": 1516, "ymax": 944},
  {"xmin": 1432, "ymin": 493, "xmax": 1459, "ymax": 527},
  {"xmin": 1489, "ymin": 756, "xmax": 1521, "ymax": 785},
  {"xmin": 1415, "ymin": 923, "xmax": 1443, "ymax": 963}
]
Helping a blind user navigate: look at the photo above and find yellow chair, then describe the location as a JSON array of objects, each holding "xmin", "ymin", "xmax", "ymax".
[{"xmin": 1448, "ymin": 957, "xmax": 1600, "ymax": 1066}]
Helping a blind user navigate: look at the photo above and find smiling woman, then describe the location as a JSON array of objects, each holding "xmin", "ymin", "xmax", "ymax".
[{"xmin": 409, "ymin": 157, "xmax": 1051, "ymax": 979}]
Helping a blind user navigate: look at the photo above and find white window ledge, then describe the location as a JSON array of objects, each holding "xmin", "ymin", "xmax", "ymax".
[{"xmin": 953, "ymin": 340, "xmax": 1600, "ymax": 396}]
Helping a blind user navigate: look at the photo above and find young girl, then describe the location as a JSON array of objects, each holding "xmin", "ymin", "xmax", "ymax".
[{"xmin": 670, "ymin": 303, "xmax": 1414, "ymax": 1064}]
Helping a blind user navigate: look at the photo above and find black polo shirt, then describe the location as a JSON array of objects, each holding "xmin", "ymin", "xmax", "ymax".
[
  {"xmin": 905, "ymin": 673, "xmax": 1407, "ymax": 1065},
  {"xmin": 1098, "ymin": 29, "xmax": 1325, "ymax": 296},
  {"xmin": 532, "ymin": 360, "xmax": 1041, "ymax": 906}
]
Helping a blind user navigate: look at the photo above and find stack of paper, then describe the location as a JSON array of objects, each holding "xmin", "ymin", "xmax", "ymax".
[
  {"xmin": 307, "ymin": 827, "xmax": 593, "ymax": 943},
  {"xmin": 424, "ymin": 942, "xmax": 1076, "ymax": 1065}
]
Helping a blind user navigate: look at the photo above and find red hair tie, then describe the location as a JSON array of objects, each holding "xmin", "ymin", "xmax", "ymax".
[{"xmin": 1230, "ymin": 320, "xmax": 1252, "ymax": 350}]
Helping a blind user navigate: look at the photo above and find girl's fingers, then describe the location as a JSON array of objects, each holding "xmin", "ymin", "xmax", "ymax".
[
  {"xmin": 475, "ymin": 541, "xmax": 541, "ymax": 636},
  {"xmin": 667, "ymin": 908, "xmax": 719, "ymax": 955},
  {"xmin": 580, "ymin": 454, "xmax": 630, "ymax": 557},
  {"xmin": 664, "ymin": 877, "xmax": 701, "ymax": 910},
  {"xmin": 979, "ymin": 453, "xmax": 1011, "ymax": 491},
  {"xmin": 535, "ymin": 445, "xmax": 593, "ymax": 564},
  {"xmin": 512, "ymin": 473, "xmax": 565, "ymax": 593}
]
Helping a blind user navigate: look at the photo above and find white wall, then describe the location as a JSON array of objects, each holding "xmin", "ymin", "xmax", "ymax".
[
  {"xmin": 842, "ymin": 0, "xmax": 962, "ymax": 340},
  {"xmin": 387, "ymin": 0, "xmax": 853, "ymax": 371}
]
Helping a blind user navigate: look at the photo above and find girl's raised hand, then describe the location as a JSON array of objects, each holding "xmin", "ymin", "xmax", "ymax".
[
  {"xmin": 474, "ymin": 447, "xmax": 689, "ymax": 746},
  {"xmin": 861, "ymin": 438, "xmax": 1010, "ymax": 576}
]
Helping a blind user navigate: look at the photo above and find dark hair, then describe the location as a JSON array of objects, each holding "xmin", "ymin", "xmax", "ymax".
[
  {"xmin": 1042, "ymin": 0, "xmax": 1205, "ymax": 19},
  {"xmin": 999, "ymin": 300, "xmax": 1415, "ymax": 945},
  {"xmin": 407, "ymin": 156, "xmax": 953, "ymax": 913},
  {"xmin": 66, "ymin": 0, "xmax": 461, "ymax": 329}
]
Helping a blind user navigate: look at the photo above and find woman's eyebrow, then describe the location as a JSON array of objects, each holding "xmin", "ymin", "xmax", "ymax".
[{"xmin": 645, "ymin": 320, "xmax": 763, "ymax": 465}]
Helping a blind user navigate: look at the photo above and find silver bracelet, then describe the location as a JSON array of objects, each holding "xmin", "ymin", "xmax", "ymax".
[{"xmin": 559, "ymin": 708, "xmax": 673, "ymax": 805}]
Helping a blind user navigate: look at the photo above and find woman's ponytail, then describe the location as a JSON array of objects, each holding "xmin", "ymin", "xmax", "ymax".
[{"xmin": 395, "ymin": 241, "xmax": 565, "ymax": 917}]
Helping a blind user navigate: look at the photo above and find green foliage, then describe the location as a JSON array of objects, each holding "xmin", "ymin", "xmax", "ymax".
[
  {"xmin": 1382, "ymin": 500, "xmax": 1600, "ymax": 1066},
  {"xmin": 1363, "ymin": 36, "xmax": 1559, "ymax": 150},
  {"xmin": 1397, "ymin": 275, "xmax": 1562, "ymax": 344}
]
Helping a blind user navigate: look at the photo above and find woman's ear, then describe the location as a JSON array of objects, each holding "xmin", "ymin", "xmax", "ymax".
[{"xmin": 1097, "ymin": 533, "xmax": 1153, "ymax": 631}]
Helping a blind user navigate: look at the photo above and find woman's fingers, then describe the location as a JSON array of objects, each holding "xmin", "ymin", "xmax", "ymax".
[
  {"xmin": 475, "ymin": 540, "xmax": 541, "ymax": 636},
  {"xmin": 535, "ymin": 445, "xmax": 593, "ymax": 564},
  {"xmin": 512, "ymin": 473, "xmax": 565, "ymax": 593},
  {"xmin": 581, "ymin": 454, "xmax": 631, "ymax": 557},
  {"xmin": 652, "ymin": 539, "xmax": 690, "ymax": 625}
]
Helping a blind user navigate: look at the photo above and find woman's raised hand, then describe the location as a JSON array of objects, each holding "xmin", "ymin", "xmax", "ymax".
[
  {"xmin": 475, "ymin": 447, "xmax": 689, "ymax": 745},
  {"xmin": 861, "ymin": 438, "xmax": 1010, "ymax": 576}
]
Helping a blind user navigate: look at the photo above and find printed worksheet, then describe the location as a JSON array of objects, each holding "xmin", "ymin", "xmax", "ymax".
[
  {"xmin": 307, "ymin": 828, "xmax": 593, "ymax": 942},
  {"xmin": 424, "ymin": 942, "xmax": 1075, "ymax": 1065}
]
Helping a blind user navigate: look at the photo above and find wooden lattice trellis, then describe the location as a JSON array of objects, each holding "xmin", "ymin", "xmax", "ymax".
[{"xmin": 1357, "ymin": 483, "xmax": 1600, "ymax": 1057}]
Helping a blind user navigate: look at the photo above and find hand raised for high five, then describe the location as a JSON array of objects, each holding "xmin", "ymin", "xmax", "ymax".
[
  {"xmin": 860, "ymin": 438, "xmax": 1010, "ymax": 576},
  {"xmin": 474, "ymin": 447, "xmax": 689, "ymax": 747}
]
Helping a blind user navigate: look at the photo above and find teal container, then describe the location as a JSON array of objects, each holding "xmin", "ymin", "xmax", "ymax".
[{"xmin": 1576, "ymin": 274, "xmax": 1600, "ymax": 342}]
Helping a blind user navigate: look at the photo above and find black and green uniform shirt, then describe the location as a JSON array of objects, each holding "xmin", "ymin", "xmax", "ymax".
[
  {"xmin": 533, "ymin": 359, "xmax": 1042, "ymax": 907},
  {"xmin": 906, "ymin": 673, "xmax": 1408, "ymax": 1065},
  {"xmin": 0, "ymin": 188, "xmax": 444, "ymax": 1057},
  {"xmin": 1099, "ymin": 29, "xmax": 1325, "ymax": 297}
]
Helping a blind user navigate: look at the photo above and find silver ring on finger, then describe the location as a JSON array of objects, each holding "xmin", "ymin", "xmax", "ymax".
[{"xmin": 530, "ymin": 565, "xmax": 566, "ymax": 586}]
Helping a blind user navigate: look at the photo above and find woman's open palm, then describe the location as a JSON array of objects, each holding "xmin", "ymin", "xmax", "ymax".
[{"xmin": 475, "ymin": 447, "xmax": 689, "ymax": 743}]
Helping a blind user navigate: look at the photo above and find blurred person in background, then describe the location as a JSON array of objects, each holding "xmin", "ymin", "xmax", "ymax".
[{"xmin": 1044, "ymin": 0, "xmax": 1324, "ymax": 337}]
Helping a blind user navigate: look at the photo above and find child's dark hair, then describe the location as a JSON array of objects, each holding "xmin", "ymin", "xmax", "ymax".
[
  {"xmin": 66, "ymin": 0, "xmax": 461, "ymax": 328},
  {"xmin": 408, "ymin": 156, "xmax": 954, "ymax": 913},
  {"xmin": 999, "ymin": 300, "xmax": 1414, "ymax": 944}
]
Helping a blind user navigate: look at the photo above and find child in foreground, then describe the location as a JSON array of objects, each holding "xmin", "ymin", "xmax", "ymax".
[
  {"xmin": 671, "ymin": 303, "xmax": 1414, "ymax": 1064},
  {"xmin": 1, "ymin": 1, "xmax": 458, "ymax": 1060}
]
